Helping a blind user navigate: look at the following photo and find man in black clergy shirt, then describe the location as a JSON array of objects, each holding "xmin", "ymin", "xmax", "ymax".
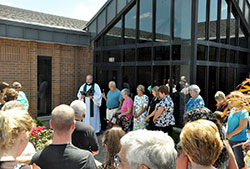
[{"xmin": 70, "ymin": 100, "xmax": 99, "ymax": 155}]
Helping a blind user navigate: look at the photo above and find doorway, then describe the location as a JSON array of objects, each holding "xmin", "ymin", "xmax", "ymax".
[{"xmin": 37, "ymin": 56, "xmax": 52, "ymax": 116}]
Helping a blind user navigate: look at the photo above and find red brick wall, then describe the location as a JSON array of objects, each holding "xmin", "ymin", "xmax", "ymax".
[{"xmin": 0, "ymin": 38, "xmax": 93, "ymax": 118}]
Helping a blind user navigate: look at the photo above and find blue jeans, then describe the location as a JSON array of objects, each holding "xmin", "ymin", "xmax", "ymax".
[{"xmin": 229, "ymin": 140, "xmax": 246, "ymax": 169}]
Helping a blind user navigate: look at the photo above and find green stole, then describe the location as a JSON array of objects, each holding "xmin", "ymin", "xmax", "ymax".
[{"xmin": 83, "ymin": 83, "xmax": 94, "ymax": 117}]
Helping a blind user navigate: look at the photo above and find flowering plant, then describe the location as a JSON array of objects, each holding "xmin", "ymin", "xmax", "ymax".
[{"xmin": 30, "ymin": 126, "xmax": 53, "ymax": 152}]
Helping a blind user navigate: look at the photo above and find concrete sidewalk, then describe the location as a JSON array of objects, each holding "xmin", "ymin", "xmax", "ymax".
[{"xmin": 94, "ymin": 131, "xmax": 106, "ymax": 166}]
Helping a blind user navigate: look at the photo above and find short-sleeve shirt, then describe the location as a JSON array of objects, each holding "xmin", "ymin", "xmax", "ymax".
[
  {"xmin": 185, "ymin": 95, "xmax": 205, "ymax": 112},
  {"xmin": 155, "ymin": 95, "xmax": 175, "ymax": 127},
  {"xmin": 121, "ymin": 98, "xmax": 133, "ymax": 118},
  {"xmin": 106, "ymin": 89, "xmax": 123, "ymax": 108},
  {"xmin": 17, "ymin": 91, "xmax": 29, "ymax": 108},
  {"xmin": 133, "ymin": 95, "xmax": 149, "ymax": 115},
  {"xmin": 72, "ymin": 121, "xmax": 99, "ymax": 152},
  {"xmin": 228, "ymin": 108, "xmax": 249, "ymax": 141},
  {"xmin": 31, "ymin": 144, "xmax": 98, "ymax": 169}
]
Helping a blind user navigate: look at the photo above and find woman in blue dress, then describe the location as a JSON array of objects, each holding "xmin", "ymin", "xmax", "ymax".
[{"xmin": 185, "ymin": 84, "xmax": 205, "ymax": 112}]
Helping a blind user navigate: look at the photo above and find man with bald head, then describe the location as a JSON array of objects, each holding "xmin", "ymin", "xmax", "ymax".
[
  {"xmin": 77, "ymin": 75, "xmax": 102, "ymax": 133},
  {"xmin": 31, "ymin": 104, "xmax": 98, "ymax": 169}
]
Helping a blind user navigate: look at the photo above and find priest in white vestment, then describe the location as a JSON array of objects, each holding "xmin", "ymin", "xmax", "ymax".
[{"xmin": 77, "ymin": 75, "xmax": 102, "ymax": 133}]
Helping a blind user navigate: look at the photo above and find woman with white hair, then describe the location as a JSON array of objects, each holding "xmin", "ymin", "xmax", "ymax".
[
  {"xmin": 115, "ymin": 88, "xmax": 133, "ymax": 132},
  {"xmin": 115, "ymin": 129, "xmax": 177, "ymax": 169},
  {"xmin": 132, "ymin": 85, "xmax": 149, "ymax": 130},
  {"xmin": 185, "ymin": 84, "xmax": 204, "ymax": 112}
]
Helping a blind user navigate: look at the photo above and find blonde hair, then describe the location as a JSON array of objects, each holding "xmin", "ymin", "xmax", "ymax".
[
  {"xmin": 0, "ymin": 109, "xmax": 34, "ymax": 152},
  {"xmin": 4, "ymin": 88, "xmax": 18, "ymax": 102},
  {"xmin": 180, "ymin": 119, "xmax": 223, "ymax": 166},
  {"xmin": 214, "ymin": 91, "xmax": 225, "ymax": 101}
]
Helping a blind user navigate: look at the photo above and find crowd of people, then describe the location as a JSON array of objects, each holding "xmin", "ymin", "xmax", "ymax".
[{"xmin": 0, "ymin": 73, "xmax": 250, "ymax": 169}]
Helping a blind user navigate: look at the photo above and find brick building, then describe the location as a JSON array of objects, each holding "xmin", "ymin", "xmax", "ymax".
[{"xmin": 0, "ymin": 4, "xmax": 92, "ymax": 118}]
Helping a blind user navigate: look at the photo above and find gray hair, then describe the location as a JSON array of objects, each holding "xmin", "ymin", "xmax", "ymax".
[
  {"xmin": 189, "ymin": 84, "xmax": 200, "ymax": 94},
  {"xmin": 70, "ymin": 100, "xmax": 86, "ymax": 116},
  {"xmin": 109, "ymin": 81, "xmax": 116, "ymax": 87},
  {"xmin": 120, "ymin": 130, "xmax": 177, "ymax": 169},
  {"xmin": 137, "ymin": 85, "xmax": 145, "ymax": 93},
  {"xmin": 1, "ymin": 101, "xmax": 26, "ymax": 111},
  {"xmin": 121, "ymin": 88, "xmax": 130, "ymax": 96},
  {"xmin": 152, "ymin": 86, "xmax": 159, "ymax": 92}
]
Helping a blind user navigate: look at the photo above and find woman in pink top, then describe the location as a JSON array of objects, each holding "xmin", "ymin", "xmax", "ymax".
[{"xmin": 115, "ymin": 88, "xmax": 133, "ymax": 132}]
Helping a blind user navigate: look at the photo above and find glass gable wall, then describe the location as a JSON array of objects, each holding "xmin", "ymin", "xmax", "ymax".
[{"xmin": 92, "ymin": 0, "xmax": 249, "ymax": 127}]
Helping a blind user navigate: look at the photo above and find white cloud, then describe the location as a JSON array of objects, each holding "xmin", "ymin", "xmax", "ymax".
[
  {"xmin": 72, "ymin": 0, "xmax": 107, "ymax": 21},
  {"xmin": 140, "ymin": 12, "xmax": 152, "ymax": 19},
  {"xmin": 132, "ymin": 12, "xmax": 152, "ymax": 20}
]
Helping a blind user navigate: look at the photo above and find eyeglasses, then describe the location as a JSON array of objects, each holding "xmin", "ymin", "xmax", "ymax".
[
  {"xmin": 114, "ymin": 154, "xmax": 149, "ymax": 169},
  {"xmin": 114, "ymin": 154, "xmax": 130, "ymax": 168},
  {"xmin": 114, "ymin": 154, "xmax": 121, "ymax": 168}
]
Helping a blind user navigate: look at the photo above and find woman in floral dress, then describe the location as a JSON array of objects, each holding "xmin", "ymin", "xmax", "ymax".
[{"xmin": 133, "ymin": 85, "xmax": 149, "ymax": 130}]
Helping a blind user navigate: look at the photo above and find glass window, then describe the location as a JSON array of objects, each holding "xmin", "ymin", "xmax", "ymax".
[
  {"xmin": 197, "ymin": 45, "xmax": 206, "ymax": 60},
  {"xmin": 197, "ymin": 66, "xmax": 206, "ymax": 101},
  {"xmin": 117, "ymin": 0, "xmax": 127, "ymax": 13},
  {"xmin": 103, "ymin": 50, "xmax": 121, "ymax": 63},
  {"xmin": 230, "ymin": 50, "xmax": 235, "ymax": 63},
  {"xmin": 208, "ymin": 66, "xmax": 217, "ymax": 111},
  {"xmin": 95, "ymin": 51, "xmax": 102, "ymax": 63},
  {"xmin": 174, "ymin": 0, "xmax": 192, "ymax": 40},
  {"xmin": 172, "ymin": 45, "xmax": 180, "ymax": 60},
  {"xmin": 107, "ymin": 0, "xmax": 116, "ymax": 23},
  {"xmin": 153, "ymin": 66, "xmax": 170, "ymax": 86},
  {"xmin": 172, "ymin": 45, "xmax": 191, "ymax": 61},
  {"xmin": 238, "ymin": 52, "xmax": 248, "ymax": 65},
  {"xmin": 123, "ymin": 66, "xmax": 136, "ymax": 96},
  {"xmin": 239, "ymin": 28, "xmax": 248, "ymax": 48},
  {"xmin": 38, "ymin": 56, "xmax": 52, "ymax": 116},
  {"xmin": 97, "ymin": 11, "xmax": 106, "ymax": 33},
  {"xmin": 95, "ymin": 36, "xmax": 103, "ymax": 48},
  {"xmin": 138, "ymin": 66, "xmax": 151, "ymax": 92},
  {"xmin": 139, "ymin": 0, "xmax": 153, "ymax": 42},
  {"xmin": 124, "ymin": 48, "xmax": 136, "ymax": 62},
  {"xmin": 155, "ymin": 0, "xmax": 171, "ymax": 42},
  {"xmin": 104, "ymin": 20, "xmax": 122, "ymax": 46},
  {"xmin": 154, "ymin": 46, "xmax": 170, "ymax": 60},
  {"xmin": 220, "ymin": 48, "xmax": 227, "ymax": 62},
  {"xmin": 220, "ymin": 0, "xmax": 228, "ymax": 44},
  {"xmin": 230, "ymin": 13, "xmax": 236, "ymax": 45},
  {"xmin": 228, "ymin": 68, "xmax": 235, "ymax": 92},
  {"xmin": 138, "ymin": 47, "xmax": 151, "ymax": 61},
  {"xmin": 209, "ymin": 47, "xmax": 217, "ymax": 61},
  {"xmin": 125, "ymin": 5, "xmax": 136, "ymax": 44},
  {"xmin": 209, "ymin": 0, "xmax": 218, "ymax": 41},
  {"xmin": 219, "ymin": 67, "xmax": 227, "ymax": 93},
  {"xmin": 88, "ymin": 20, "xmax": 96, "ymax": 35},
  {"xmin": 198, "ymin": 0, "xmax": 206, "ymax": 40}
]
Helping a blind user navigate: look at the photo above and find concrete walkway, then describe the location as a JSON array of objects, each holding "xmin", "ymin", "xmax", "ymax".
[{"xmin": 94, "ymin": 131, "xmax": 106, "ymax": 166}]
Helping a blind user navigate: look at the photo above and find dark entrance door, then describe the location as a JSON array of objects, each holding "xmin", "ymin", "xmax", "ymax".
[
  {"xmin": 37, "ymin": 56, "xmax": 52, "ymax": 116},
  {"xmin": 96, "ymin": 66, "xmax": 121, "ymax": 130}
]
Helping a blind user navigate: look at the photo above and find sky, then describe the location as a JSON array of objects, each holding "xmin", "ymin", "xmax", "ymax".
[{"xmin": 0, "ymin": 0, "xmax": 108, "ymax": 21}]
